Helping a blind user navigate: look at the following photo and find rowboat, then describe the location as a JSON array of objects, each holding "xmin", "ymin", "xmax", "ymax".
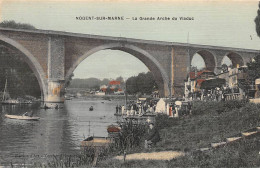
[
  {"xmin": 114, "ymin": 113, "xmax": 122, "ymax": 116},
  {"xmin": 5, "ymin": 114, "xmax": 40, "ymax": 121},
  {"xmin": 107, "ymin": 125, "xmax": 121, "ymax": 133},
  {"xmin": 81, "ymin": 136, "xmax": 113, "ymax": 147}
]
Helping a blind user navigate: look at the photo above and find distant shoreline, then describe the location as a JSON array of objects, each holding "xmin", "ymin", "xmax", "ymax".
[{"xmin": 69, "ymin": 94, "xmax": 137, "ymax": 101}]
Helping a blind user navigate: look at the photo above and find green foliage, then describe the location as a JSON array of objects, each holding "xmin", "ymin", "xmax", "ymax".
[
  {"xmin": 169, "ymin": 134, "xmax": 260, "ymax": 167},
  {"xmin": 191, "ymin": 100, "xmax": 248, "ymax": 115},
  {"xmin": 0, "ymin": 21, "xmax": 40, "ymax": 98},
  {"xmin": 100, "ymin": 78, "xmax": 110, "ymax": 86},
  {"xmin": 69, "ymin": 77, "xmax": 123, "ymax": 90},
  {"xmin": 69, "ymin": 78, "xmax": 101, "ymax": 89},
  {"xmin": 247, "ymin": 55, "xmax": 260, "ymax": 83},
  {"xmin": 98, "ymin": 134, "xmax": 260, "ymax": 168},
  {"xmin": 115, "ymin": 76, "xmax": 124, "ymax": 84},
  {"xmin": 0, "ymin": 46, "xmax": 40, "ymax": 98},
  {"xmin": 114, "ymin": 121, "xmax": 147, "ymax": 152},
  {"xmin": 154, "ymin": 114, "xmax": 179, "ymax": 130},
  {"xmin": 219, "ymin": 99, "xmax": 248, "ymax": 112},
  {"xmin": 0, "ymin": 20, "xmax": 36, "ymax": 30},
  {"xmin": 65, "ymin": 73, "xmax": 74, "ymax": 87},
  {"xmin": 255, "ymin": 2, "xmax": 260, "ymax": 38},
  {"xmin": 155, "ymin": 100, "xmax": 260, "ymax": 152},
  {"xmin": 221, "ymin": 64, "xmax": 228, "ymax": 73},
  {"xmin": 191, "ymin": 101, "xmax": 220, "ymax": 115},
  {"xmin": 126, "ymin": 72, "xmax": 158, "ymax": 95}
]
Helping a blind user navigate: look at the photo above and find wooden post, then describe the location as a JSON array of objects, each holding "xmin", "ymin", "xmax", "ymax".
[{"xmin": 92, "ymin": 148, "xmax": 100, "ymax": 167}]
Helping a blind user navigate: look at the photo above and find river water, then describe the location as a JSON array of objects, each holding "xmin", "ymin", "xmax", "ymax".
[{"xmin": 0, "ymin": 98, "xmax": 123, "ymax": 167}]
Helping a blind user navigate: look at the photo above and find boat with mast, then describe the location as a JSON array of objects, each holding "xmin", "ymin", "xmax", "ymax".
[{"xmin": 1, "ymin": 79, "xmax": 20, "ymax": 105}]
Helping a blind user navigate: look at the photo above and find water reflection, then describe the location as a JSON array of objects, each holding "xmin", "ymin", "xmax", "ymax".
[{"xmin": 0, "ymin": 99, "xmax": 121, "ymax": 166}]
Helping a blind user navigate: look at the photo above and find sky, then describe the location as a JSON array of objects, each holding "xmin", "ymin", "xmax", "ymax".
[{"xmin": 1, "ymin": 0, "xmax": 260, "ymax": 79}]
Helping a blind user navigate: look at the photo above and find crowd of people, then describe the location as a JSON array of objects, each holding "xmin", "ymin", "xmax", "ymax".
[
  {"xmin": 115, "ymin": 100, "xmax": 157, "ymax": 116},
  {"xmin": 188, "ymin": 86, "xmax": 244, "ymax": 102}
]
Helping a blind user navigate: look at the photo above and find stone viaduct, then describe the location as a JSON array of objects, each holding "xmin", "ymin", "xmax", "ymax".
[{"xmin": 0, "ymin": 27, "xmax": 259, "ymax": 107}]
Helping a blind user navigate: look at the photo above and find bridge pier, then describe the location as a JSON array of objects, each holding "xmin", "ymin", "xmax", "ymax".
[
  {"xmin": 44, "ymin": 37, "xmax": 65, "ymax": 108},
  {"xmin": 44, "ymin": 80, "xmax": 65, "ymax": 108}
]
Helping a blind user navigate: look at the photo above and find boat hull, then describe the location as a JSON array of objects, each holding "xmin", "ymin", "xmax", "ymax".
[
  {"xmin": 5, "ymin": 114, "xmax": 40, "ymax": 121},
  {"xmin": 81, "ymin": 137, "xmax": 113, "ymax": 147},
  {"xmin": 107, "ymin": 125, "xmax": 121, "ymax": 133}
]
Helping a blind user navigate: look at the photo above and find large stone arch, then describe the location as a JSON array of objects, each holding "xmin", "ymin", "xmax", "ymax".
[
  {"xmin": 191, "ymin": 50, "xmax": 216, "ymax": 72},
  {"xmin": 0, "ymin": 34, "xmax": 47, "ymax": 100},
  {"xmin": 65, "ymin": 43, "xmax": 170, "ymax": 97},
  {"xmin": 224, "ymin": 52, "xmax": 244, "ymax": 68}
]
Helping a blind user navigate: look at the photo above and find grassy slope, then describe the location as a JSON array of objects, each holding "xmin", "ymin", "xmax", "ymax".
[
  {"xmin": 154, "ymin": 101, "xmax": 260, "ymax": 151},
  {"xmin": 169, "ymin": 133, "xmax": 260, "ymax": 167},
  {"xmin": 96, "ymin": 100, "xmax": 260, "ymax": 167},
  {"xmin": 97, "ymin": 133, "xmax": 260, "ymax": 168}
]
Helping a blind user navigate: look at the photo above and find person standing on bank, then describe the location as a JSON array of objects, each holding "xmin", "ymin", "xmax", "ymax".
[
  {"xmin": 145, "ymin": 123, "xmax": 160, "ymax": 148},
  {"xmin": 116, "ymin": 105, "xmax": 119, "ymax": 114}
]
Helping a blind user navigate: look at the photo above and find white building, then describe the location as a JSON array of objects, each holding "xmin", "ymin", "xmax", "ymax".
[{"xmin": 155, "ymin": 98, "xmax": 175, "ymax": 115}]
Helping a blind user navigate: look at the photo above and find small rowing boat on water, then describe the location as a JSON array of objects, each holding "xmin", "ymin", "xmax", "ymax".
[
  {"xmin": 81, "ymin": 136, "xmax": 113, "ymax": 147},
  {"xmin": 5, "ymin": 114, "xmax": 40, "ymax": 121}
]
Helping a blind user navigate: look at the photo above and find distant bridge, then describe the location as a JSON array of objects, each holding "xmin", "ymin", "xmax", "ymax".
[{"xmin": 0, "ymin": 27, "xmax": 259, "ymax": 107}]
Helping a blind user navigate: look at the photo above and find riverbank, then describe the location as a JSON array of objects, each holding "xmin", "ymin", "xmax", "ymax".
[
  {"xmin": 71, "ymin": 94, "xmax": 136, "ymax": 101},
  {"xmin": 95, "ymin": 100, "xmax": 260, "ymax": 167}
]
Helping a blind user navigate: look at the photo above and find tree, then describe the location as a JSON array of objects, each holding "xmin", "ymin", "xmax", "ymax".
[
  {"xmin": 0, "ymin": 21, "xmax": 40, "ymax": 98},
  {"xmin": 0, "ymin": 20, "xmax": 36, "ymax": 30},
  {"xmin": 247, "ymin": 56, "xmax": 260, "ymax": 83},
  {"xmin": 115, "ymin": 76, "xmax": 124, "ymax": 83},
  {"xmin": 100, "ymin": 78, "xmax": 110, "ymax": 85},
  {"xmin": 126, "ymin": 72, "xmax": 158, "ymax": 95},
  {"xmin": 0, "ymin": 46, "xmax": 41, "ymax": 98},
  {"xmin": 237, "ymin": 55, "xmax": 260, "ymax": 98},
  {"xmin": 255, "ymin": 2, "xmax": 260, "ymax": 37},
  {"xmin": 221, "ymin": 64, "xmax": 228, "ymax": 73},
  {"xmin": 248, "ymin": 3, "xmax": 260, "ymax": 88},
  {"xmin": 65, "ymin": 73, "xmax": 74, "ymax": 87}
]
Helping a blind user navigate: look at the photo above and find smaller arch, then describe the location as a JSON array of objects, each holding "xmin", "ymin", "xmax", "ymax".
[
  {"xmin": 191, "ymin": 50, "xmax": 216, "ymax": 72},
  {"xmin": 221, "ymin": 56, "xmax": 232, "ymax": 67},
  {"xmin": 224, "ymin": 52, "xmax": 244, "ymax": 68}
]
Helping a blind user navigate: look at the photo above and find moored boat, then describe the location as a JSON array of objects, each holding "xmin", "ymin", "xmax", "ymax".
[
  {"xmin": 5, "ymin": 114, "xmax": 40, "ymax": 121},
  {"xmin": 107, "ymin": 124, "xmax": 121, "ymax": 133},
  {"xmin": 1, "ymin": 79, "xmax": 27, "ymax": 105},
  {"xmin": 114, "ymin": 113, "xmax": 122, "ymax": 116},
  {"xmin": 81, "ymin": 136, "xmax": 113, "ymax": 147}
]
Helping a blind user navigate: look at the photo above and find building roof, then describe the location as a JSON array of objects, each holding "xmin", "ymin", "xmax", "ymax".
[
  {"xmin": 109, "ymin": 81, "xmax": 121, "ymax": 85},
  {"xmin": 189, "ymin": 70, "xmax": 215, "ymax": 80}
]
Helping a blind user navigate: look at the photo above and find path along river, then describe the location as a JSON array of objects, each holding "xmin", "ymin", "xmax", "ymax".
[{"xmin": 0, "ymin": 98, "xmax": 123, "ymax": 167}]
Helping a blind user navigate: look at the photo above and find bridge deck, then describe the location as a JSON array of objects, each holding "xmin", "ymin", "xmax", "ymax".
[{"xmin": 0, "ymin": 27, "xmax": 259, "ymax": 53}]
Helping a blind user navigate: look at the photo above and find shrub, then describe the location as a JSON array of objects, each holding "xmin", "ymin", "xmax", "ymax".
[
  {"xmin": 114, "ymin": 121, "xmax": 147, "ymax": 152},
  {"xmin": 154, "ymin": 114, "xmax": 179, "ymax": 130}
]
